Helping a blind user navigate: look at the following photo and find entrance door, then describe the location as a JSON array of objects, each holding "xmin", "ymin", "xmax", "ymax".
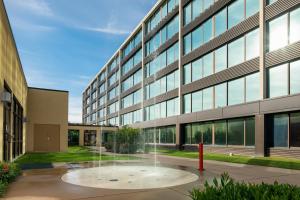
[
  {"xmin": 34, "ymin": 124, "xmax": 60, "ymax": 152},
  {"xmin": 68, "ymin": 130, "xmax": 79, "ymax": 146}
]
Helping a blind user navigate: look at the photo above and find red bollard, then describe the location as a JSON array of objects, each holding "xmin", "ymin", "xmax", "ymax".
[{"xmin": 199, "ymin": 143, "xmax": 204, "ymax": 172}]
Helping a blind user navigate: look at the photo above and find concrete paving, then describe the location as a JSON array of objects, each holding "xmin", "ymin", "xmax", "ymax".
[{"xmin": 4, "ymin": 154, "xmax": 300, "ymax": 200}]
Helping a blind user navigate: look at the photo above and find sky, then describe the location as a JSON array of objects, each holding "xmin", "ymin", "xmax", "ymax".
[{"xmin": 4, "ymin": 0, "xmax": 157, "ymax": 123}]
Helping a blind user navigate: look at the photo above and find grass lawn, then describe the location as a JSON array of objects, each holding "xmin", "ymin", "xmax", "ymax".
[
  {"xmin": 15, "ymin": 146, "xmax": 138, "ymax": 164},
  {"xmin": 154, "ymin": 149, "xmax": 300, "ymax": 170}
]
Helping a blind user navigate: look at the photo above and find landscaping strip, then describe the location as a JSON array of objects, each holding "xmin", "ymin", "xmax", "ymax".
[{"xmin": 154, "ymin": 149, "xmax": 300, "ymax": 170}]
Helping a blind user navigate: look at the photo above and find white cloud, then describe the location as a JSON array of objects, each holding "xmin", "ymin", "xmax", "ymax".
[
  {"xmin": 68, "ymin": 96, "xmax": 82, "ymax": 123},
  {"xmin": 7, "ymin": 0, "xmax": 53, "ymax": 17},
  {"xmin": 85, "ymin": 26, "xmax": 130, "ymax": 35}
]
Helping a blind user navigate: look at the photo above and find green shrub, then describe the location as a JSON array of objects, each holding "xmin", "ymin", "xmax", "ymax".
[
  {"xmin": 104, "ymin": 127, "xmax": 144, "ymax": 154},
  {"xmin": 0, "ymin": 162, "xmax": 21, "ymax": 197},
  {"xmin": 190, "ymin": 173, "xmax": 300, "ymax": 200}
]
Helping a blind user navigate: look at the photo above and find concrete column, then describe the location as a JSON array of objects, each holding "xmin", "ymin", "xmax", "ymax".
[
  {"xmin": 175, "ymin": 123, "xmax": 182, "ymax": 149},
  {"xmin": 79, "ymin": 129, "xmax": 84, "ymax": 146},
  {"xmin": 255, "ymin": 0, "xmax": 267, "ymax": 157},
  {"xmin": 255, "ymin": 114, "xmax": 265, "ymax": 156},
  {"xmin": 96, "ymin": 130, "xmax": 102, "ymax": 146}
]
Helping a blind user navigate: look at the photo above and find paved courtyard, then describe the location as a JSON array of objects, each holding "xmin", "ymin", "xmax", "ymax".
[{"xmin": 4, "ymin": 155, "xmax": 300, "ymax": 200}]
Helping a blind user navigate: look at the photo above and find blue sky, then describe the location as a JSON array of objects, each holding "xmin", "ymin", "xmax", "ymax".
[{"xmin": 4, "ymin": 0, "xmax": 157, "ymax": 122}]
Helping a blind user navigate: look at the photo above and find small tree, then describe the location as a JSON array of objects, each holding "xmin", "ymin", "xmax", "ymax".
[{"xmin": 104, "ymin": 126, "xmax": 142, "ymax": 154}]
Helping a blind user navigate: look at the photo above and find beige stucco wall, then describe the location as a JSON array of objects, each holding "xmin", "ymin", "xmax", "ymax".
[
  {"xmin": 0, "ymin": 1, "xmax": 28, "ymax": 161},
  {"xmin": 68, "ymin": 125, "xmax": 117, "ymax": 146},
  {"xmin": 27, "ymin": 88, "xmax": 68, "ymax": 152}
]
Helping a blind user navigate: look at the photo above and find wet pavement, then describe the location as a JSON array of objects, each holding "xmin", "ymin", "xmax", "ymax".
[{"xmin": 4, "ymin": 154, "xmax": 300, "ymax": 200}]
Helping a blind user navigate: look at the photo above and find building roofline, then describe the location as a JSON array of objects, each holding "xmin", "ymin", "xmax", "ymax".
[
  {"xmin": 28, "ymin": 87, "xmax": 69, "ymax": 93},
  {"xmin": 2, "ymin": 1, "xmax": 28, "ymax": 87},
  {"xmin": 83, "ymin": 0, "xmax": 164, "ymax": 93}
]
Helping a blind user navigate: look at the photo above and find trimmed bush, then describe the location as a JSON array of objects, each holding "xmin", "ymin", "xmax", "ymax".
[
  {"xmin": 0, "ymin": 162, "xmax": 21, "ymax": 197},
  {"xmin": 190, "ymin": 173, "xmax": 300, "ymax": 200},
  {"xmin": 104, "ymin": 127, "xmax": 144, "ymax": 154}
]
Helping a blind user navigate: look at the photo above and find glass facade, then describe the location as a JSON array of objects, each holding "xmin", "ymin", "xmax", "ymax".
[
  {"xmin": 268, "ymin": 7, "xmax": 300, "ymax": 52},
  {"xmin": 184, "ymin": 117, "xmax": 255, "ymax": 146},
  {"xmin": 144, "ymin": 126, "xmax": 176, "ymax": 144}
]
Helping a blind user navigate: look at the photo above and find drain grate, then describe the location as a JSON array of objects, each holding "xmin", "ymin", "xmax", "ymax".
[{"xmin": 109, "ymin": 179, "xmax": 119, "ymax": 182}]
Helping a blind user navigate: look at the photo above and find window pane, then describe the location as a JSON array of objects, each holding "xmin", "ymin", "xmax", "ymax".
[
  {"xmin": 192, "ymin": 27, "xmax": 203, "ymax": 50},
  {"xmin": 245, "ymin": 117, "xmax": 255, "ymax": 146},
  {"xmin": 271, "ymin": 114, "xmax": 288, "ymax": 147},
  {"xmin": 246, "ymin": 73, "xmax": 260, "ymax": 102},
  {"xmin": 184, "ymin": 3, "xmax": 192, "ymax": 25},
  {"xmin": 192, "ymin": 91, "xmax": 202, "ymax": 112},
  {"xmin": 167, "ymin": 72, "xmax": 175, "ymax": 91},
  {"xmin": 215, "ymin": 8, "xmax": 227, "ymax": 37},
  {"xmin": 185, "ymin": 125, "xmax": 192, "ymax": 144},
  {"xmin": 290, "ymin": 8, "xmax": 300, "ymax": 44},
  {"xmin": 192, "ymin": 124, "xmax": 202, "ymax": 144},
  {"xmin": 192, "ymin": 0, "xmax": 202, "ymax": 20},
  {"xmin": 203, "ymin": 19, "xmax": 213, "ymax": 43},
  {"xmin": 192, "ymin": 59, "xmax": 202, "ymax": 81},
  {"xmin": 203, "ymin": 53, "xmax": 213, "ymax": 77},
  {"xmin": 184, "ymin": 94, "xmax": 191, "ymax": 113},
  {"xmin": 228, "ymin": 0, "xmax": 244, "ymax": 29},
  {"xmin": 246, "ymin": 29, "xmax": 259, "ymax": 60},
  {"xmin": 228, "ymin": 119, "xmax": 244, "ymax": 145},
  {"xmin": 203, "ymin": 0, "xmax": 213, "ymax": 11},
  {"xmin": 268, "ymin": 14, "xmax": 288, "ymax": 52},
  {"xmin": 202, "ymin": 123, "xmax": 212, "ymax": 144},
  {"xmin": 215, "ymin": 45, "xmax": 227, "ymax": 73},
  {"xmin": 228, "ymin": 78, "xmax": 244, "ymax": 105},
  {"xmin": 214, "ymin": 121, "xmax": 227, "ymax": 145},
  {"xmin": 215, "ymin": 83, "xmax": 227, "ymax": 108},
  {"xmin": 290, "ymin": 60, "xmax": 300, "ymax": 94},
  {"xmin": 184, "ymin": 64, "xmax": 191, "ymax": 84},
  {"xmin": 290, "ymin": 113, "xmax": 300, "ymax": 147},
  {"xmin": 184, "ymin": 34, "xmax": 192, "ymax": 55},
  {"xmin": 203, "ymin": 87, "xmax": 213, "ymax": 110},
  {"xmin": 246, "ymin": 0, "xmax": 259, "ymax": 18},
  {"xmin": 228, "ymin": 37, "xmax": 245, "ymax": 67},
  {"xmin": 160, "ymin": 101, "xmax": 166, "ymax": 118},
  {"xmin": 268, "ymin": 64, "xmax": 288, "ymax": 98}
]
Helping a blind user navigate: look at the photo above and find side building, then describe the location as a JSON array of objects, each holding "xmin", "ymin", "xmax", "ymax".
[{"xmin": 83, "ymin": 0, "xmax": 300, "ymax": 157}]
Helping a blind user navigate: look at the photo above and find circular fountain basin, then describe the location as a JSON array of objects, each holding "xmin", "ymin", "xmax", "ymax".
[{"xmin": 61, "ymin": 166, "xmax": 199, "ymax": 189}]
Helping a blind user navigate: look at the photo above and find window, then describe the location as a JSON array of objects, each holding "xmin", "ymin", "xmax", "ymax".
[
  {"xmin": 203, "ymin": 53, "xmax": 213, "ymax": 77},
  {"xmin": 270, "ymin": 114, "xmax": 288, "ymax": 147},
  {"xmin": 227, "ymin": 119, "xmax": 244, "ymax": 145},
  {"xmin": 184, "ymin": 64, "xmax": 192, "ymax": 84},
  {"xmin": 184, "ymin": 34, "xmax": 192, "ymax": 55},
  {"xmin": 203, "ymin": 19, "xmax": 213, "ymax": 43},
  {"xmin": 228, "ymin": 0, "xmax": 244, "ymax": 29},
  {"xmin": 245, "ymin": 117, "xmax": 255, "ymax": 146},
  {"xmin": 184, "ymin": 3, "xmax": 192, "ymax": 25},
  {"xmin": 268, "ymin": 14, "xmax": 288, "ymax": 52},
  {"xmin": 192, "ymin": 27, "xmax": 203, "ymax": 50},
  {"xmin": 228, "ymin": 78, "xmax": 244, "ymax": 105},
  {"xmin": 167, "ymin": 98, "xmax": 178, "ymax": 117},
  {"xmin": 246, "ymin": 29, "xmax": 259, "ymax": 60},
  {"xmin": 268, "ymin": 64, "xmax": 288, "ymax": 98},
  {"xmin": 215, "ymin": 8, "xmax": 227, "ymax": 37},
  {"xmin": 246, "ymin": 73, "xmax": 260, "ymax": 102},
  {"xmin": 290, "ymin": 113, "xmax": 300, "ymax": 147},
  {"xmin": 215, "ymin": 83, "xmax": 227, "ymax": 108},
  {"xmin": 214, "ymin": 121, "xmax": 227, "ymax": 145},
  {"xmin": 290, "ymin": 60, "xmax": 300, "ymax": 95},
  {"xmin": 290, "ymin": 8, "xmax": 300, "ymax": 44},
  {"xmin": 192, "ymin": 58, "xmax": 202, "ymax": 82},
  {"xmin": 246, "ymin": 0, "xmax": 259, "ymax": 18},
  {"xmin": 192, "ymin": 91, "xmax": 202, "ymax": 112},
  {"xmin": 203, "ymin": 87, "xmax": 213, "ymax": 110},
  {"xmin": 184, "ymin": 94, "xmax": 191, "ymax": 113},
  {"xmin": 193, "ymin": 0, "xmax": 202, "ymax": 20},
  {"xmin": 228, "ymin": 37, "xmax": 245, "ymax": 67},
  {"xmin": 215, "ymin": 45, "xmax": 227, "ymax": 73}
]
